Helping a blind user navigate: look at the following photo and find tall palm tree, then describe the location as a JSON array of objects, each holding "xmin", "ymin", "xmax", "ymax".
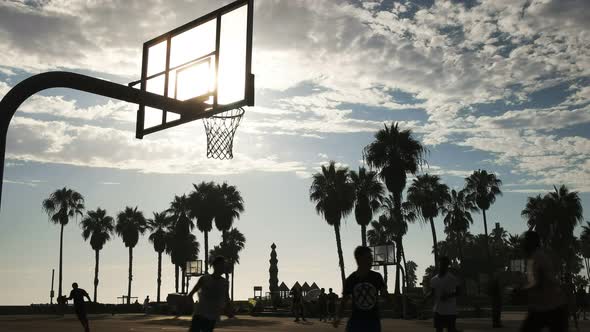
[
  {"xmin": 209, "ymin": 228, "xmax": 246, "ymax": 301},
  {"xmin": 380, "ymin": 195, "xmax": 416, "ymax": 292},
  {"xmin": 215, "ymin": 183, "xmax": 244, "ymax": 239},
  {"xmin": 115, "ymin": 206, "xmax": 147, "ymax": 304},
  {"xmin": 148, "ymin": 211, "xmax": 171, "ymax": 302},
  {"xmin": 167, "ymin": 194, "xmax": 193, "ymax": 292},
  {"xmin": 407, "ymin": 174, "xmax": 449, "ymax": 269},
  {"xmin": 442, "ymin": 189, "xmax": 475, "ymax": 267},
  {"xmin": 80, "ymin": 208, "xmax": 113, "ymax": 303},
  {"xmin": 42, "ymin": 187, "xmax": 85, "ymax": 299},
  {"xmin": 581, "ymin": 222, "xmax": 590, "ymax": 281},
  {"xmin": 367, "ymin": 215, "xmax": 395, "ymax": 284},
  {"xmin": 350, "ymin": 167, "xmax": 385, "ymax": 246},
  {"xmin": 310, "ymin": 161, "xmax": 355, "ymax": 287},
  {"xmin": 189, "ymin": 182, "xmax": 221, "ymax": 273},
  {"xmin": 464, "ymin": 169, "xmax": 502, "ymax": 270}
]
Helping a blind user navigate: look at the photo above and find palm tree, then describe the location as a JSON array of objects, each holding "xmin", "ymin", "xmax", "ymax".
[
  {"xmin": 581, "ymin": 222, "xmax": 590, "ymax": 281},
  {"xmin": 209, "ymin": 228, "xmax": 246, "ymax": 301},
  {"xmin": 80, "ymin": 208, "xmax": 113, "ymax": 303},
  {"xmin": 167, "ymin": 194, "xmax": 193, "ymax": 291},
  {"xmin": 148, "ymin": 211, "xmax": 171, "ymax": 303},
  {"xmin": 464, "ymin": 169, "xmax": 502, "ymax": 270},
  {"xmin": 309, "ymin": 161, "xmax": 355, "ymax": 287},
  {"xmin": 442, "ymin": 189, "xmax": 475, "ymax": 268},
  {"xmin": 407, "ymin": 174, "xmax": 449, "ymax": 269},
  {"xmin": 42, "ymin": 187, "xmax": 85, "ymax": 299},
  {"xmin": 367, "ymin": 215, "xmax": 395, "ymax": 284},
  {"xmin": 189, "ymin": 182, "xmax": 221, "ymax": 273},
  {"xmin": 215, "ymin": 183, "xmax": 244, "ymax": 238},
  {"xmin": 380, "ymin": 195, "xmax": 416, "ymax": 292},
  {"xmin": 350, "ymin": 167, "xmax": 385, "ymax": 246},
  {"xmin": 115, "ymin": 206, "xmax": 147, "ymax": 304}
]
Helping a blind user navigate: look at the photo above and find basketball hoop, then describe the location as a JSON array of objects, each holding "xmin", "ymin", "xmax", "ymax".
[{"xmin": 203, "ymin": 108, "xmax": 244, "ymax": 160}]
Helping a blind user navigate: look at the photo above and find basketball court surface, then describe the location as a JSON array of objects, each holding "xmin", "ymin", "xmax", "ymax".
[{"xmin": 3, "ymin": 312, "xmax": 587, "ymax": 331}]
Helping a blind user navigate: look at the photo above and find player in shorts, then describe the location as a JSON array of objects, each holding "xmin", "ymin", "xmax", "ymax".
[
  {"xmin": 333, "ymin": 246, "xmax": 388, "ymax": 332},
  {"xmin": 428, "ymin": 256, "xmax": 459, "ymax": 332},
  {"xmin": 187, "ymin": 256, "xmax": 233, "ymax": 332},
  {"xmin": 67, "ymin": 282, "xmax": 91, "ymax": 332}
]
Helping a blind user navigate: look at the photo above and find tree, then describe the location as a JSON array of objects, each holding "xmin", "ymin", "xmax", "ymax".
[
  {"xmin": 522, "ymin": 185, "xmax": 583, "ymax": 279},
  {"xmin": 350, "ymin": 167, "xmax": 384, "ymax": 246},
  {"xmin": 581, "ymin": 222, "xmax": 590, "ymax": 281},
  {"xmin": 80, "ymin": 208, "xmax": 113, "ymax": 303},
  {"xmin": 442, "ymin": 189, "xmax": 475, "ymax": 268},
  {"xmin": 167, "ymin": 194, "xmax": 194, "ymax": 292},
  {"xmin": 367, "ymin": 215, "xmax": 395, "ymax": 284},
  {"xmin": 309, "ymin": 161, "xmax": 355, "ymax": 287},
  {"xmin": 189, "ymin": 182, "xmax": 221, "ymax": 273},
  {"xmin": 407, "ymin": 174, "xmax": 449, "ymax": 269},
  {"xmin": 148, "ymin": 211, "xmax": 171, "ymax": 302},
  {"xmin": 215, "ymin": 183, "xmax": 244, "ymax": 239},
  {"xmin": 364, "ymin": 122, "xmax": 426, "ymax": 293},
  {"xmin": 115, "ymin": 206, "xmax": 147, "ymax": 304},
  {"xmin": 42, "ymin": 187, "xmax": 85, "ymax": 299},
  {"xmin": 209, "ymin": 228, "xmax": 246, "ymax": 301},
  {"xmin": 464, "ymin": 169, "xmax": 502, "ymax": 272},
  {"xmin": 406, "ymin": 261, "xmax": 418, "ymax": 288}
]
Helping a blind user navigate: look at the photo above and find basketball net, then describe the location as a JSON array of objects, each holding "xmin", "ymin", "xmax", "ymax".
[{"xmin": 203, "ymin": 108, "xmax": 245, "ymax": 160}]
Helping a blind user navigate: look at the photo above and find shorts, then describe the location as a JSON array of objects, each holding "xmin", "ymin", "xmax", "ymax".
[
  {"xmin": 75, "ymin": 307, "xmax": 87, "ymax": 321},
  {"xmin": 346, "ymin": 319, "xmax": 381, "ymax": 332},
  {"xmin": 521, "ymin": 305, "xmax": 568, "ymax": 332},
  {"xmin": 190, "ymin": 315, "xmax": 216, "ymax": 332},
  {"xmin": 434, "ymin": 313, "xmax": 456, "ymax": 330}
]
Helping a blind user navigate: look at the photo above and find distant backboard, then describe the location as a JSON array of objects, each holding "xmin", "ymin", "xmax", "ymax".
[
  {"xmin": 186, "ymin": 260, "xmax": 204, "ymax": 277},
  {"xmin": 371, "ymin": 243, "xmax": 396, "ymax": 266},
  {"xmin": 135, "ymin": 0, "xmax": 254, "ymax": 138}
]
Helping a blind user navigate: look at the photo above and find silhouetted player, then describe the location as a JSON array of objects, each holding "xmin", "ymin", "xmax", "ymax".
[
  {"xmin": 334, "ymin": 246, "xmax": 388, "ymax": 332},
  {"xmin": 188, "ymin": 256, "xmax": 233, "ymax": 332},
  {"xmin": 521, "ymin": 230, "xmax": 567, "ymax": 332},
  {"xmin": 290, "ymin": 286, "xmax": 306, "ymax": 322},
  {"xmin": 67, "ymin": 282, "xmax": 91, "ymax": 332},
  {"xmin": 318, "ymin": 288, "xmax": 328, "ymax": 322},
  {"xmin": 427, "ymin": 256, "xmax": 459, "ymax": 332},
  {"xmin": 327, "ymin": 288, "xmax": 337, "ymax": 320}
]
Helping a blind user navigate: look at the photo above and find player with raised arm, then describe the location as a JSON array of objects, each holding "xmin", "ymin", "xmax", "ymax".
[
  {"xmin": 333, "ymin": 246, "xmax": 388, "ymax": 332},
  {"xmin": 67, "ymin": 282, "xmax": 92, "ymax": 332},
  {"xmin": 187, "ymin": 256, "xmax": 234, "ymax": 332}
]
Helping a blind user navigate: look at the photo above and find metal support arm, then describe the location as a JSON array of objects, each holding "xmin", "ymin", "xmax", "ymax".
[{"xmin": 0, "ymin": 71, "xmax": 204, "ymax": 210}]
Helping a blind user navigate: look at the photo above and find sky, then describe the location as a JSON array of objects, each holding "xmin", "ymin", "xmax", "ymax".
[{"xmin": 0, "ymin": 0, "xmax": 589, "ymax": 305}]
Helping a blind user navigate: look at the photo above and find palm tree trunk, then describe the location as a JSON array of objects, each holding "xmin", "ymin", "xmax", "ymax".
[
  {"xmin": 333, "ymin": 223, "xmax": 346, "ymax": 288},
  {"xmin": 401, "ymin": 241, "xmax": 408, "ymax": 290},
  {"xmin": 58, "ymin": 224, "xmax": 64, "ymax": 298},
  {"xmin": 383, "ymin": 265, "xmax": 388, "ymax": 285},
  {"xmin": 157, "ymin": 252, "xmax": 162, "ymax": 302},
  {"xmin": 94, "ymin": 249, "xmax": 100, "ymax": 302},
  {"xmin": 175, "ymin": 264, "xmax": 179, "ymax": 293},
  {"xmin": 231, "ymin": 266, "xmax": 235, "ymax": 301},
  {"xmin": 395, "ymin": 238, "xmax": 402, "ymax": 294},
  {"xmin": 482, "ymin": 209, "xmax": 492, "ymax": 272},
  {"xmin": 456, "ymin": 233, "xmax": 464, "ymax": 269},
  {"xmin": 204, "ymin": 231, "xmax": 209, "ymax": 274},
  {"xmin": 361, "ymin": 225, "xmax": 367, "ymax": 247},
  {"xmin": 429, "ymin": 217, "xmax": 439, "ymax": 270},
  {"xmin": 393, "ymin": 191, "xmax": 402, "ymax": 294},
  {"xmin": 181, "ymin": 267, "xmax": 186, "ymax": 293},
  {"xmin": 127, "ymin": 246, "xmax": 133, "ymax": 304}
]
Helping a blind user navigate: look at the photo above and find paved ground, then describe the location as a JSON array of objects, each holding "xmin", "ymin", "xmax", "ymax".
[{"xmin": 0, "ymin": 313, "xmax": 588, "ymax": 331}]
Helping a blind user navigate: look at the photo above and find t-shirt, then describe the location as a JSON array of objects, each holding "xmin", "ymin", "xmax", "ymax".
[
  {"xmin": 318, "ymin": 293, "xmax": 327, "ymax": 305},
  {"xmin": 525, "ymin": 249, "xmax": 565, "ymax": 311},
  {"xmin": 194, "ymin": 274, "xmax": 229, "ymax": 321},
  {"xmin": 343, "ymin": 270, "xmax": 386, "ymax": 321},
  {"xmin": 69, "ymin": 288, "xmax": 89, "ymax": 307},
  {"xmin": 431, "ymin": 272, "xmax": 458, "ymax": 315},
  {"xmin": 327, "ymin": 293, "xmax": 337, "ymax": 305}
]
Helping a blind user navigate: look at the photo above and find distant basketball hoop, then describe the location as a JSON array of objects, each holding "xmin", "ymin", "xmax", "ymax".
[
  {"xmin": 186, "ymin": 260, "xmax": 204, "ymax": 277},
  {"xmin": 370, "ymin": 243, "xmax": 396, "ymax": 268}
]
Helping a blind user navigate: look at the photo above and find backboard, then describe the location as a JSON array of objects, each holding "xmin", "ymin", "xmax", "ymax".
[
  {"xmin": 135, "ymin": 0, "xmax": 254, "ymax": 139},
  {"xmin": 371, "ymin": 243, "xmax": 396, "ymax": 266},
  {"xmin": 186, "ymin": 260, "xmax": 204, "ymax": 277}
]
